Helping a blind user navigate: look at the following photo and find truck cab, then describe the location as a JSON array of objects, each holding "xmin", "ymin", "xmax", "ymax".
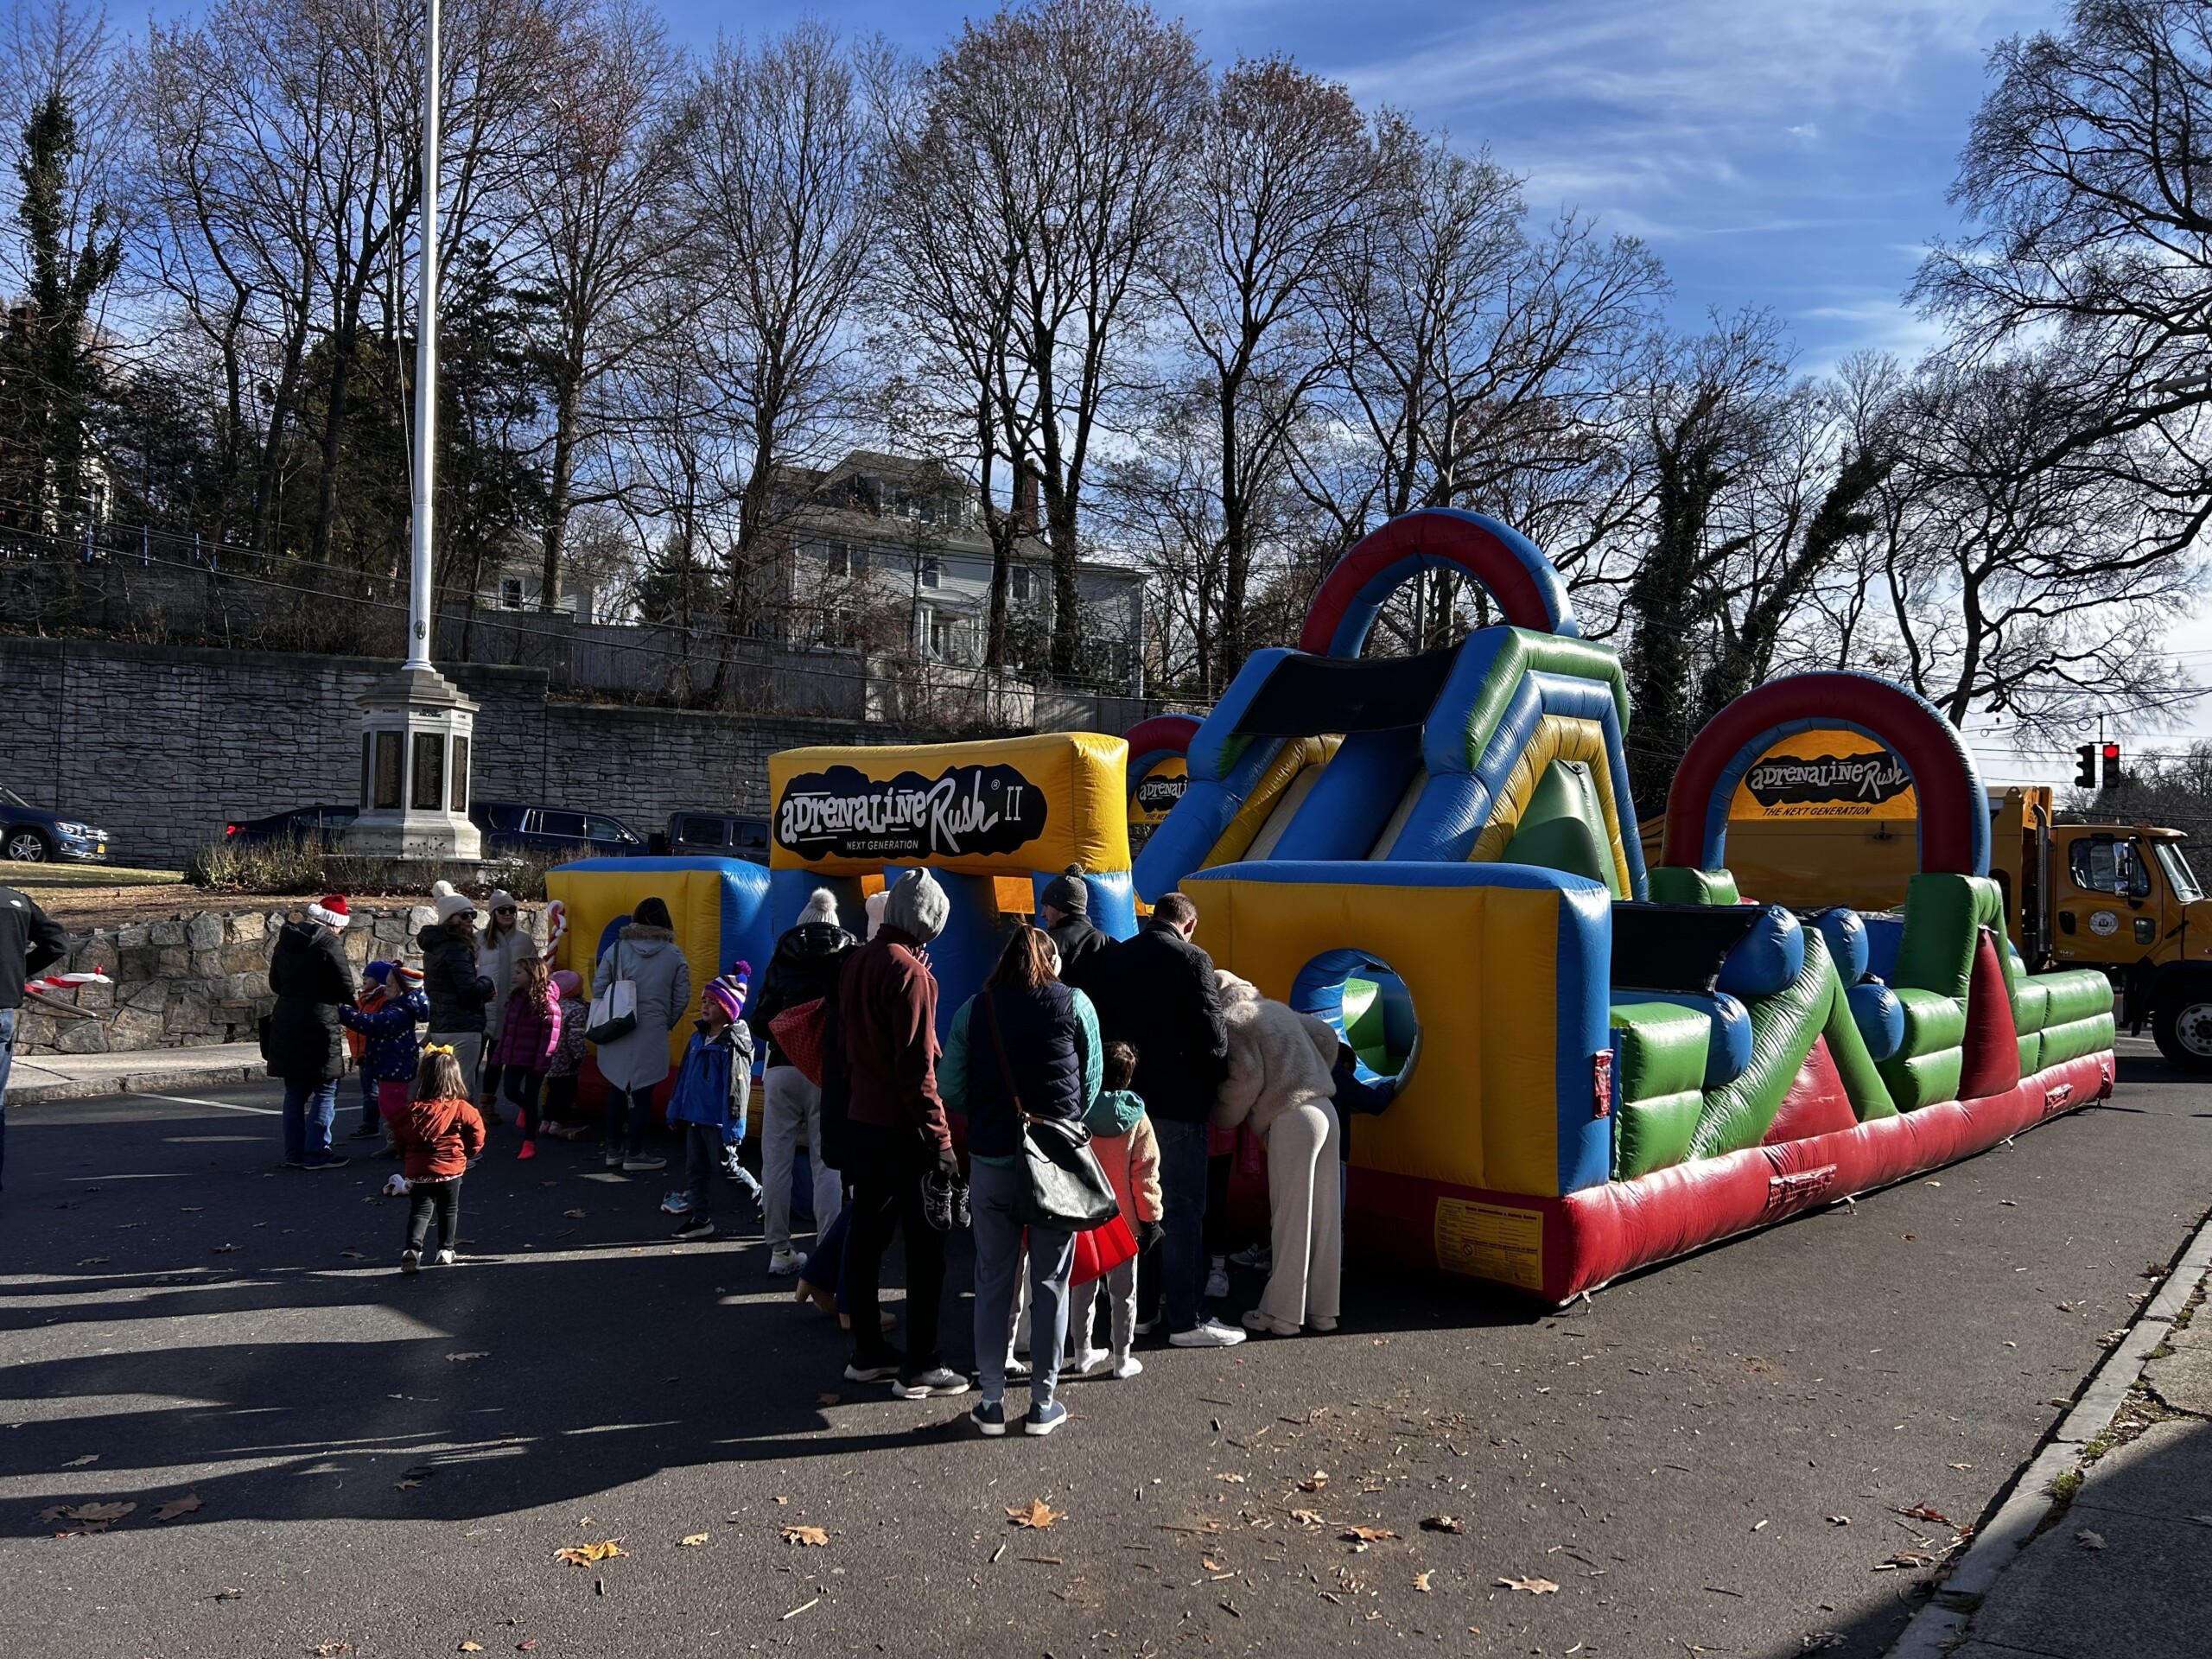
[{"xmin": 2049, "ymin": 823, "xmax": 2212, "ymax": 1065}]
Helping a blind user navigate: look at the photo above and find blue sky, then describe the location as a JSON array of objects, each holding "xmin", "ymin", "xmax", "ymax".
[{"xmin": 667, "ymin": 0, "xmax": 2062, "ymax": 371}]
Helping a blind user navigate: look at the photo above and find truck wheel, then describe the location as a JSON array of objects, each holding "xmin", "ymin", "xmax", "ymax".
[{"xmin": 2152, "ymin": 985, "xmax": 2212, "ymax": 1071}]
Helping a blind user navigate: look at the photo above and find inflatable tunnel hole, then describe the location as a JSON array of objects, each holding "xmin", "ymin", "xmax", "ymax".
[{"xmin": 1291, "ymin": 948, "xmax": 1421, "ymax": 1083}]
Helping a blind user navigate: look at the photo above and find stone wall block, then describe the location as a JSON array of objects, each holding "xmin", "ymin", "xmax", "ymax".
[
  {"xmin": 115, "ymin": 924, "xmax": 149, "ymax": 950},
  {"xmin": 109, "ymin": 1006, "xmax": 167, "ymax": 1047},
  {"xmin": 186, "ymin": 913, "xmax": 224, "ymax": 950},
  {"xmin": 228, "ymin": 912, "xmax": 266, "ymax": 944},
  {"xmin": 156, "ymin": 944, "xmax": 192, "ymax": 978},
  {"xmin": 149, "ymin": 919, "xmax": 188, "ymax": 948},
  {"xmin": 53, "ymin": 1018, "xmax": 109, "ymax": 1054}
]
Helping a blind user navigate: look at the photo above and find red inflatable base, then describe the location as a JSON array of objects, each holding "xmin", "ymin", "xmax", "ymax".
[{"xmin": 1347, "ymin": 1051, "xmax": 2114, "ymax": 1305}]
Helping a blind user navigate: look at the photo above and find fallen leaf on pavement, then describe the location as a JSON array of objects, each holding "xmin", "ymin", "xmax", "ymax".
[
  {"xmin": 446, "ymin": 1352, "xmax": 488, "ymax": 1363},
  {"xmin": 62, "ymin": 1453, "xmax": 99, "ymax": 1468},
  {"xmin": 153, "ymin": 1493, "xmax": 203, "ymax": 1522},
  {"xmin": 214, "ymin": 1587, "xmax": 244, "ymax": 1601},
  {"xmin": 460, "ymin": 1644, "xmax": 484, "ymax": 1653},
  {"xmin": 774, "ymin": 1495, "xmax": 790, "ymax": 1505},
  {"xmin": 306, "ymin": 1645, "xmax": 353, "ymax": 1657},
  {"xmin": 1498, "ymin": 1576, "xmax": 1560, "ymax": 1595},
  {"xmin": 2188, "ymin": 1515, "xmax": 2212, "ymax": 1529},
  {"xmin": 1007, "ymin": 1500, "xmax": 1065, "ymax": 1529},
  {"xmin": 1290, "ymin": 1509, "xmax": 1325, "ymax": 1528},
  {"xmin": 212, "ymin": 1243, "xmax": 237, "ymax": 1253},
  {"xmin": 1341, "ymin": 1526, "xmax": 1396, "ymax": 1542},
  {"xmin": 1297, "ymin": 1472, "xmax": 1330, "ymax": 1492},
  {"xmin": 395, "ymin": 1479, "xmax": 422, "ymax": 1491},
  {"xmin": 1412, "ymin": 1571, "xmax": 1433, "ymax": 1592},
  {"xmin": 2075, "ymin": 1529, "xmax": 2107, "ymax": 1550},
  {"xmin": 679, "ymin": 1533, "xmax": 709, "ymax": 1547},
  {"xmin": 1826, "ymin": 1516, "xmax": 1850, "ymax": 1526},
  {"xmin": 781, "ymin": 1525, "xmax": 830, "ymax": 1547},
  {"xmin": 1948, "ymin": 1463, "xmax": 1973, "ymax": 1471},
  {"xmin": 76, "ymin": 1257, "xmax": 109, "ymax": 1266},
  {"xmin": 1215, "ymin": 1473, "xmax": 1246, "ymax": 1484},
  {"xmin": 563, "ymin": 1210, "xmax": 586, "ymax": 1218},
  {"xmin": 340, "ymin": 1250, "xmax": 366, "ymax": 1260},
  {"xmin": 43, "ymin": 1500, "xmax": 136, "ymax": 1531},
  {"xmin": 1894, "ymin": 1505, "xmax": 1952, "ymax": 1527},
  {"xmin": 816, "ymin": 1392, "xmax": 840, "ymax": 1407},
  {"xmin": 518, "ymin": 1643, "xmax": 538, "ymax": 1652},
  {"xmin": 554, "ymin": 1541, "xmax": 624, "ymax": 1566},
  {"xmin": 1420, "ymin": 1515, "xmax": 1463, "ymax": 1534}
]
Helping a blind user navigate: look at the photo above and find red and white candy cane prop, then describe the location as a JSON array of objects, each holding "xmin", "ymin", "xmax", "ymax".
[
  {"xmin": 542, "ymin": 899, "xmax": 567, "ymax": 958},
  {"xmin": 25, "ymin": 972, "xmax": 111, "ymax": 993}
]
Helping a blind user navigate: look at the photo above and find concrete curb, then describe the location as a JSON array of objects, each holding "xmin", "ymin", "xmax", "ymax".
[
  {"xmin": 1885, "ymin": 1208, "xmax": 2212, "ymax": 1659},
  {"xmin": 9, "ymin": 1058, "xmax": 270, "ymax": 1106}
]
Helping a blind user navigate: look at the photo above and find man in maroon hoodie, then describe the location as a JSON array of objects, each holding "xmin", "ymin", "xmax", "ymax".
[{"xmin": 839, "ymin": 869, "xmax": 970, "ymax": 1400}]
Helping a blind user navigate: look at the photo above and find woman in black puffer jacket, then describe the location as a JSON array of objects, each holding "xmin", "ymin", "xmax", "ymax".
[{"xmin": 266, "ymin": 895, "xmax": 359, "ymax": 1170}]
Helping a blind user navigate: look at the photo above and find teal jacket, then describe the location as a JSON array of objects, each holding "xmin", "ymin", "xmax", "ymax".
[{"xmin": 941, "ymin": 983, "xmax": 1103, "ymax": 1140}]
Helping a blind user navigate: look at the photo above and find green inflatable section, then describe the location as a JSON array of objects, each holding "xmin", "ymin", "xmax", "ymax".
[
  {"xmin": 1646, "ymin": 866, "xmax": 1741, "ymax": 906},
  {"xmin": 1876, "ymin": 873, "xmax": 1998, "ymax": 1110},
  {"xmin": 1503, "ymin": 759, "xmax": 1623, "ymax": 897},
  {"xmin": 1689, "ymin": 930, "xmax": 1844, "ymax": 1160},
  {"xmin": 1608, "ymin": 1000, "xmax": 1709, "ymax": 1179}
]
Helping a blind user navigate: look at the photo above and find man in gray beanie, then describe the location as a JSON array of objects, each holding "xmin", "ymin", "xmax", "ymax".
[
  {"xmin": 837, "ymin": 869, "xmax": 967, "ymax": 1400},
  {"xmin": 1037, "ymin": 864, "xmax": 1110, "ymax": 990}
]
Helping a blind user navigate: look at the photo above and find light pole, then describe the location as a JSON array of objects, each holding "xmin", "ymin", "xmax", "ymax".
[
  {"xmin": 344, "ymin": 0, "xmax": 481, "ymax": 867},
  {"xmin": 405, "ymin": 0, "xmax": 441, "ymax": 671}
]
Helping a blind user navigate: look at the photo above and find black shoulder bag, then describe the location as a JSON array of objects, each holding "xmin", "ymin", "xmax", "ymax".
[{"xmin": 982, "ymin": 992, "xmax": 1120, "ymax": 1232}]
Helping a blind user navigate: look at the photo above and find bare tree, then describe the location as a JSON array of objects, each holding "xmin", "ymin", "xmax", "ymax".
[
  {"xmin": 510, "ymin": 0, "xmax": 683, "ymax": 613},
  {"xmin": 677, "ymin": 20, "xmax": 874, "ymax": 696},
  {"xmin": 1158, "ymin": 54, "xmax": 1368, "ymax": 678},
  {"xmin": 1916, "ymin": 0, "xmax": 2212, "ymax": 468},
  {"xmin": 1869, "ymin": 347, "xmax": 2208, "ymax": 734},
  {"xmin": 898, "ymin": 0, "xmax": 1204, "ymax": 677}
]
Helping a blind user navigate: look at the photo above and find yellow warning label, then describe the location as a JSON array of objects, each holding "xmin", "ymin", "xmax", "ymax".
[{"xmin": 1433, "ymin": 1198, "xmax": 1543, "ymax": 1290}]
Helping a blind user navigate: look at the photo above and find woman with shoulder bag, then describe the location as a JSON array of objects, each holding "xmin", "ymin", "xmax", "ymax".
[
  {"xmin": 942, "ymin": 925, "xmax": 1104, "ymax": 1439},
  {"xmin": 592, "ymin": 896, "xmax": 690, "ymax": 1173}
]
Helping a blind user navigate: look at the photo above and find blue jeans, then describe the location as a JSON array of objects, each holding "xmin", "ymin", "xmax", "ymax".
[
  {"xmin": 0, "ymin": 1005, "xmax": 16, "ymax": 1192},
  {"xmin": 604, "ymin": 1086, "xmax": 652, "ymax": 1157},
  {"xmin": 1154, "ymin": 1117, "xmax": 1211, "ymax": 1334},
  {"xmin": 683, "ymin": 1123, "xmax": 763, "ymax": 1221},
  {"xmin": 283, "ymin": 1077, "xmax": 340, "ymax": 1166},
  {"xmin": 969, "ymin": 1157, "xmax": 1075, "ymax": 1408}
]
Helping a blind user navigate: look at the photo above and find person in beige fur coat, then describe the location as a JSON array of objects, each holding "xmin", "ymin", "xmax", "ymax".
[{"xmin": 1210, "ymin": 972, "xmax": 1341, "ymax": 1336}]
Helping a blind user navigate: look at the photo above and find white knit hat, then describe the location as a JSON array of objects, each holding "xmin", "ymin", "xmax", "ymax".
[
  {"xmin": 431, "ymin": 880, "xmax": 477, "ymax": 925},
  {"xmin": 798, "ymin": 888, "xmax": 840, "ymax": 927}
]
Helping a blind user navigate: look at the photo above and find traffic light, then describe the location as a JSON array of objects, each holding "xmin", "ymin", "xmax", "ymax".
[
  {"xmin": 2102, "ymin": 741, "xmax": 2121, "ymax": 790},
  {"xmin": 2076, "ymin": 744, "xmax": 2098, "ymax": 788}
]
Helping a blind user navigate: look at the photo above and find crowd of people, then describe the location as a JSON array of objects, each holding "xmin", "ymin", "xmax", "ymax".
[{"xmin": 255, "ymin": 860, "xmax": 1404, "ymax": 1439}]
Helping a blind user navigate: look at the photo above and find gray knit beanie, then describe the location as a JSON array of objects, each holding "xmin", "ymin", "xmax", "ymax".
[
  {"xmin": 882, "ymin": 868, "xmax": 950, "ymax": 944},
  {"xmin": 798, "ymin": 888, "xmax": 841, "ymax": 927},
  {"xmin": 1039, "ymin": 863, "xmax": 1090, "ymax": 917}
]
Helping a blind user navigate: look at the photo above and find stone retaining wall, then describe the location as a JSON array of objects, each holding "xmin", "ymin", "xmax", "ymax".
[{"xmin": 16, "ymin": 903, "xmax": 545, "ymax": 1055}]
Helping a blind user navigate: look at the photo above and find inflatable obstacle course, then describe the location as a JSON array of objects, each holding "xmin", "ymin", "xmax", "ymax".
[{"xmin": 1135, "ymin": 507, "xmax": 2115, "ymax": 1300}]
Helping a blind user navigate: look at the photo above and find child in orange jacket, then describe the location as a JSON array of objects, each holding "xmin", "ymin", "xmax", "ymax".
[
  {"xmin": 1073, "ymin": 1040, "xmax": 1162, "ymax": 1380},
  {"xmin": 389, "ymin": 1046, "xmax": 486, "ymax": 1274}
]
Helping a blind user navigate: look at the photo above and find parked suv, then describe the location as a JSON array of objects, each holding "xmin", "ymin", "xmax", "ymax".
[
  {"xmin": 1, "ymin": 784, "xmax": 109, "ymax": 863},
  {"xmin": 663, "ymin": 810, "xmax": 771, "ymax": 862},
  {"xmin": 472, "ymin": 801, "xmax": 645, "ymax": 859},
  {"xmin": 223, "ymin": 804, "xmax": 359, "ymax": 850}
]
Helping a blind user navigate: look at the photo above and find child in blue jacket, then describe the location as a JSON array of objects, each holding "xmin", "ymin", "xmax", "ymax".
[
  {"xmin": 340, "ymin": 962, "xmax": 429, "ymax": 1154},
  {"xmin": 666, "ymin": 969, "xmax": 760, "ymax": 1241}
]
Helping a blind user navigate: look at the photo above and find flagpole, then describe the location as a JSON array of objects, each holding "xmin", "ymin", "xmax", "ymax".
[{"xmin": 405, "ymin": 0, "xmax": 440, "ymax": 671}]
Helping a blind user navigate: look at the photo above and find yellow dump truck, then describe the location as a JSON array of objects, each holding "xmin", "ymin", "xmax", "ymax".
[{"xmin": 1638, "ymin": 729, "xmax": 2212, "ymax": 1069}]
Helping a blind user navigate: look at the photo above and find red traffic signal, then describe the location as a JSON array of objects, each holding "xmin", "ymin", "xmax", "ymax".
[{"xmin": 2102, "ymin": 741, "xmax": 2121, "ymax": 790}]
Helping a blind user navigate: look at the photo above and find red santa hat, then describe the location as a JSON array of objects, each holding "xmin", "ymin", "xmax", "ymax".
[{"xmin": 308, "ymin": 893, "xmax": 351, "ymax": 931}]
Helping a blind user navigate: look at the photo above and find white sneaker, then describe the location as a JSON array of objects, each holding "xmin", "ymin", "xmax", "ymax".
[
  {"xmin": 1169, "ymin": 1318, "xmax": 1248, "ymax": 1349},
  {"xmin": 1241, "ymin": 1307, "xmax": 1298, "ymax": 1336},
  {"xmin": 1109, "ymin": 1352, "xmax": 1144, "ymax": 1380},
  {"xmin": 1308, "ymin": 1315, "xmax": 1338, "ymax": 1333},
  {"xmin": 433, "ymin": 1248, "xmax": 456, "ymax": 1267},
  {"xmin": 1071, "ymin": 1346, "xmax": 1109, "ymax": 1377},
  {"xmin": 767, "ymin": 1247, "xmax": 806, "ymax": 1276},
  {"xmin": 1204, "ymin": 1266, "xmax": 1230, "ymax": 1299},
  {"xmin": 623, "ymin": 1154, "xmax": 668, "ymax": 1173}
]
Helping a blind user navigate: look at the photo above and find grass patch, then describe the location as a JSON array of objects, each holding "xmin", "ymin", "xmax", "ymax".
[
  {"xmin": 10, "ymin": 863, "xmax": 183, "ymax": 888},
  {"xmin": 2046, "ymin": 1468, "xmax": 2082, "ymax": 1503}
]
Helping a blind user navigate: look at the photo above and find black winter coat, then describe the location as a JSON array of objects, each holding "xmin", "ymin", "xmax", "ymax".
[
  {"xmin": 1081, "ymin": 916, "xmax": 1228, "ymax": 1123},
  {"xmin": 0, "ymin": 884, "xmax": 67, "ymax": 1011},
  {"xmin": 1045, "ymin": 912, "xmax": 1112, "ymax": 993},
  {"xmin": 959, "ymin": 980, "xmax": 1085, "ymax": 1160},
  {"xmin": 751, "ymin": 920, "xmax": 857, "ymax": 1067},
  {"xmin": 265, "ymin": 921, "xmax": 356, "ymax": 1083},
  {"xmin": 417, "ymin": 924, "xmax": 493, "ymax": 1033}
]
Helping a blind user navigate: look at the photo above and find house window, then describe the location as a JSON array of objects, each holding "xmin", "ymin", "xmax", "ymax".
[
  {"xmin": 1010, "ymin": 566, "xmax": 1033, "ymax": 601},
  {"xmin": 499, "ymin": 575, "xmax": 524, "ymax": 610},
  {"xmin": 920, "ymin": 556, "xmax": 942, "ymax": 589},
  {"xmin": 825, "ymin": 543, "xmax": 851, "ymax": 577},
  {"xmin": 929, "ymin": 612, "xmax": 960, "ymax": 660}
]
